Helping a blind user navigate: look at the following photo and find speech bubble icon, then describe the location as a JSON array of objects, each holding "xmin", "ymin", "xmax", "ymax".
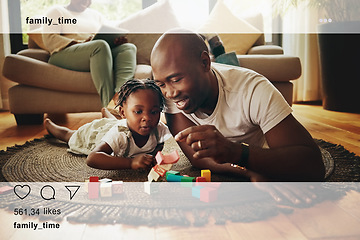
[
  {"xmin": 40, "ymin": 185, "xmax": 55, "ymax": 200},
  {"xmin": 14, "ymin": 185, "xmax": 31, "ymax": 200}
]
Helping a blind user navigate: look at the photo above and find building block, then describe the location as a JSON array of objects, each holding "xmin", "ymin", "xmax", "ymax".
[
  {"xmin": 155, "ymin": 150, "xmax": 180, "ymax": 165},
  {"xmin": 201, "ymin": 169, "xmax": 211, "ymax": 182},
  {"xmin": 0, "ymin": 186, "xmax": 13, "ymax": 194},
  {"xmin": 166, "ymin": 174, "xmax": 184, "ymax": 182},
  {"xmin": 89, "ymin": 176, "xmax": 99, "ymax": 182},
  {"xmin": 88, "ymin": 182, "xmax": 100, "ymax": 199},
  {"xmin": 84, "ymin": 179, "xmax": 89, "ymax": 193},
  {"xmin": 153, "ymin": 164, "xmax": 167, "ymax": 177},
  {"xmin": 166, "ymin": 170, "xmax": 180, "ymax": 178},
  {"xmin": 181, "ymin": 176, "xmax": 195, "ymax": 187},
  {"xmin": 196, "ymin": 177, "xmax": 207, "ymax": 182},
  {"xmin": 159, "ymin": 164, "xmax": 172, "ymax": 171},
  {"xmin": 200, "ymin": 187, "xmax": 218, "ymax": 203},
  {"xmin": 144, "ymin": 181, "xmax": 159, "ymax": 195},
  {"xmin": 112, "ymin": 181, "xmax": 123, "ymax": 195},
  {"xmin": 148, "ymin": 167, "xmax": 160, "ymax": 182},
  {"xmin": 99, "ymin": 178, "xmax": 112, "ymax": 183},
  {"xmin": 192, "ymin": 186, "xmax": 204, "ymax": 198},
  {"xmin": 100, "ymin": 182, "xmax": 112, "ymax": 197}
]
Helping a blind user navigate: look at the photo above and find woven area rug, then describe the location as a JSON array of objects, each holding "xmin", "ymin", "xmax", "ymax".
[
  {"xmin": 0, "ymin": 136, "xmax": 359, "ymax": 182},
  {"xmin": 0, "ymin": 136, "xmax": 359, "ymax": 226}
]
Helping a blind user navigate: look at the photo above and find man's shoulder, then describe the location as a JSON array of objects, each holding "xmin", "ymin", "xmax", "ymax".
[{"xmin": 212, "ymin": 63, "xmax": 267, "ymax": 92}]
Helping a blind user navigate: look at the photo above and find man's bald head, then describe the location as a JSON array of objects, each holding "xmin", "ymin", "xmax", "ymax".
[{"xmin": 151, "ymin": 30, "xmax": 209, "ymax": 66}]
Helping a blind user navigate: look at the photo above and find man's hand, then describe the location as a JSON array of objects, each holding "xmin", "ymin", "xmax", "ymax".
[
  {"xmin": 174, "ymin": 125, "xmax": 239, "ymax": 164},
  {"xmin": 131, "ymin": 154, "xmax": 155, "ymax": 170}
]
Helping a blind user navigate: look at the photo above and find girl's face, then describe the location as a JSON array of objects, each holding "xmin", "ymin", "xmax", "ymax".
[{"xmin": 120, "ymin": 89, "xmax": 161, "ymax": 136}]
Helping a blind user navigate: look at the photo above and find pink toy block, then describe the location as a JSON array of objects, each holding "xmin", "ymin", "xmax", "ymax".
[
  {"xmin": 200, "ymin": 187, "xmax": 218, "ymax": 203},
  {"xmin": 112, "ymin": 181, "xmax": 123, "ymax": 195},
  {"xmin": 155, "ymin": 150, "xmax": 180, "ymax": 165},
  {"xmin": 0, "ymin": 186, "xmax": 13, "ymax": 194},
  {"xmin": 88, "ymin": 182, "xmax": 100, "ymax": 199},
  {"xmin": 201, "ymin": 169, "xmax": 211, "ymax": 182}
]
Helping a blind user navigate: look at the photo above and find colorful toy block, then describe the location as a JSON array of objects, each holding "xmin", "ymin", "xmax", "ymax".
[
  {"xmin": 192, "ymin": 186, "xmax": 204, "ymax": 198},
  {"xmin": 0, "ymin": 186, "xmax": 13, "ymax": 194},
  {"xmin": 112, "ymin": 181, "xmax": 123, "ymax": 195},
  {"xmin": 155, "ymin": 150, "xmax": 180, "ymax": 165},
  {"xmin": 196, "ymin": 177, "xmax": 207, "ymax": 182},
  {"xmin": 166, "ymin": 170, "xmax": 180, "ymax": 178},
  {"xmin": 200, "ymin": 187, "xmax": 218, "ymax": 203},
  {"xmin": 147, "ymin": 167, "xmax": 160, "ymax": 182},
  {"xmin": 201, "ymin": 169, "xmax": 211, "ymax": 182},
  {"xmin": 88, "ymin": 182, "xmax": 100, "ymax": 199},
  {"xmin": 99, "ymin": 178, "xmax": 112, "ymax": 183},
  {"xmin": 181, "ymin": 176, "xmax": 195, "ymax": 187},
  {"xmin": 89, "ymin": 176, "xmax": 99, "ymax": 182},
  {"xmin": 153, "ymin": 164, "xmax": 167, "ymax": 177},
  {"xmin": 144, "ymin": 181, "xmax": 159, "ymax": 195},
  {"xmin": 166, "ymin": 174, "xmax": 184, "ymax": 182},
  {"xmin": 84, "ymin": 179, "xmax": 89, "ymax": 193},
  {"xmin": 100, "ymin": 182, "xmax": 112, "ymax": 197}
]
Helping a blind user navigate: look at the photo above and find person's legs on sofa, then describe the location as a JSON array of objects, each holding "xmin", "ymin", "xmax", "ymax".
[
  {"xmin": 48, "ymin": 40, "xmax": 115, "ymax": 107},
  {"xmin": 111, "ymin": 43, "xmax": 137, "ymax": 93}
]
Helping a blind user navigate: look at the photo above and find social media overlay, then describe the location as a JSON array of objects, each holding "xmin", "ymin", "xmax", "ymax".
[
  {"xmin": 1, "ymin": 0, "xmax": 360, "ymax": 34},
  {"xmin": 1, "ymin": 181, "xmax": 360, "ymax": 232}
]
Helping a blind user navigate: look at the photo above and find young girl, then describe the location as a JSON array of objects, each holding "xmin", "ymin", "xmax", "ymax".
[{"xmin": 45, "ymin": 79, "xmax": 171, "ymax": 170}]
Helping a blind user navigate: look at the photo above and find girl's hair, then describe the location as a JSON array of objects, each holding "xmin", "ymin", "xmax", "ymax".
[{"xmin": 116, "ymin": 79, "xmax": 165, "ymax": 110}]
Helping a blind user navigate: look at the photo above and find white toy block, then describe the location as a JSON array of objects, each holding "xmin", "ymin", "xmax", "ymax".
[
  {"xmin": 148, "ymin": 167, "xmax": 160, "ymax": 182},
  {"xmin": 144, "ymin": 181, "xmax": 159, "ymax": 195},
  {"xmin": 100, "ymin": 182, "xmax": 112, "ymax": 197}
]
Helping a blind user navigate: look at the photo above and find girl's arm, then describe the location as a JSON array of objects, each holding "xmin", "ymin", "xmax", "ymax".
[{"xmin": 87, "ymin": 142, "xmax": 154, "ymax": 170}]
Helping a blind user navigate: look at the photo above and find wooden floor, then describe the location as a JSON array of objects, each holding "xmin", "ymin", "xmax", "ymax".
[
  {"xmin": 1, "ymin": 103, "xmax": 360, "ymax": 240},
  {"xmin": 1, "ymin": 103, "xmax": 359, "ymax": 155}
]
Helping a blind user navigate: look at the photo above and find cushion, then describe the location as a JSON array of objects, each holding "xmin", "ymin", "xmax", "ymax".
[
  {"xmin": 117, "ymin": 0, "xmax": 181, "ymax": 33},
  {"xmin": 197, "ymin": 0, "xmax": 262, "ymax": 55},
  {"xmin": 117, "ymin": 0, "xmax": 181, "ymax": 65}
]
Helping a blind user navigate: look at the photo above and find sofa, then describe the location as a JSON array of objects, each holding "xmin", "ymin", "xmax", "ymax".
[{"xmin": 2, "ymin": 1, "xmax": 301, "ymax": 125}]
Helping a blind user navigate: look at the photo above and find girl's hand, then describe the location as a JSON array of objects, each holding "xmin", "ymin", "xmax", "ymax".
[{"xmin": 131, "ymin": 154, "xmax": 155, "ymax": 170}]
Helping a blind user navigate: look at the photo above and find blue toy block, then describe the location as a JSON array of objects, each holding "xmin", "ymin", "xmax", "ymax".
[
  {"xmin": 192, "ymin": 186, "xmax": 204, "ymax": 198},
  {"xmin": 166, "ymin": 174, "xmax": 184, "ymax": 182}
]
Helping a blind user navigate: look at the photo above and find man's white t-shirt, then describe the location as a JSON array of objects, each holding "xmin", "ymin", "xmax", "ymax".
[{"xmin": 165, "ymin": 63, "xmax": 293, "ymax": 147}]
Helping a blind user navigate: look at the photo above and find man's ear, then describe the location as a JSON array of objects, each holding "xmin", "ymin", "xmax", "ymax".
[
  {"xmin": 119, "ymin": 106, "xmax": 126, "ymax": 119},
  {"xmin": 200, "ymin": 51, "xmax": 211, "ymax": 71}
]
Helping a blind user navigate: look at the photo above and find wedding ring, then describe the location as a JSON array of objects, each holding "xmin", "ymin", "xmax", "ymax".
[{"xmin": 198, "ymin": 140, "xmax": 202, "ymax": 149}]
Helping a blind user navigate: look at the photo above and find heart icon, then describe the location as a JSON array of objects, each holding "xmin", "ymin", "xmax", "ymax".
[{"xmin": 14, "ymin": 185, "xmax": 31, "ymax": 200}]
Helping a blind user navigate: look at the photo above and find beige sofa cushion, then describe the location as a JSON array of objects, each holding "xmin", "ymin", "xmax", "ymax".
[{"xmin": 198, "ymin": 0, "xmax": 262, "ymax": 55}]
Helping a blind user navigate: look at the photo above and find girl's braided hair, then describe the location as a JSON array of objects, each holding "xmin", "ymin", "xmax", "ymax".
[{"xmin": 116, "ymin": 79, "xmax": 165, "ymax": 110}]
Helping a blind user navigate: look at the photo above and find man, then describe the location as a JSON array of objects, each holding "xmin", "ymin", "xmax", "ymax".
[{"xmin": 150, "ymin": 31, "xmax": 324, "ymax": 181}]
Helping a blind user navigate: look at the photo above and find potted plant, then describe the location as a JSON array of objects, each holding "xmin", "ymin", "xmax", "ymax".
[{"xmin": 273, "ymin": 0, "xmax": 360, "ymax": 113}]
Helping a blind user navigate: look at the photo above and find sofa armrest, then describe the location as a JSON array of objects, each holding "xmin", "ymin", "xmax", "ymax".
[
  {"xmin": 237, "ymin": 55, "xmax": 301, "ymax": 82},
  {"xmin": 247, "ymin": 45, "xmax": 284, "ymax": 55},
  {"xmin": 17, "ymin": 49, "xmax": 50, "ymax": 62},
  {"xmin": 3, "ymin": 54, "xmax": 97, "ymax": 94}
]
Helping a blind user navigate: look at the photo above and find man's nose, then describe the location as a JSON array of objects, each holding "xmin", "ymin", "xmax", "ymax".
[{"xmin": 164, "ymin": 85, "xmax": 179, "ymax": 99}]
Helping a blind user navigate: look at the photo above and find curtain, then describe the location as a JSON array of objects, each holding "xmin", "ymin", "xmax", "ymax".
[{"xmin": 282, "ymin": 3, "xmax": 322, "ymax": 102}]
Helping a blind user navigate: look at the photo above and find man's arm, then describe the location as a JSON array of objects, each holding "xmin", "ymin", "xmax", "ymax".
[{"xmin": 169, "ymin": 112, "xmax": 325, "ymax": 181}]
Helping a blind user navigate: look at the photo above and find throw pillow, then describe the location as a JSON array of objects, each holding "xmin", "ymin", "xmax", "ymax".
[
  {"xmin": 118, "ymin": 0, "xmax": 181, "ymax": 65},
  {"xmin": 198, "ymin": 0, "xmax": 262, "ymax": 55}
]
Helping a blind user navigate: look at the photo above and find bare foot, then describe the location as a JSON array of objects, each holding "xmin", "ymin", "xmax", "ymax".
[{"xmin": 44, "ymin": 118, "xmax": 74, "ymax": 143}]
